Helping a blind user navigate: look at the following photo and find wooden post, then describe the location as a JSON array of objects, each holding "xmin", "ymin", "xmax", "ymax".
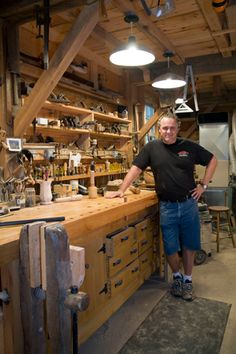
[{"xmin": 44, "ymin": 223, "xmax": 72, "ymax": 354}]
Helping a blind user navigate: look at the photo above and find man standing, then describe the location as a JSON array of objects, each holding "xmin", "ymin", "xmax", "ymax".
[{"xmin": 106, "ymin": 113, "xmax": 217, "ymax": 301}]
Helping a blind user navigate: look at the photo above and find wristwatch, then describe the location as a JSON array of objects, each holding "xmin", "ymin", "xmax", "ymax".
[{"xmin": 200, "ymin": 183, "xmax": 207, "ymax": 190}]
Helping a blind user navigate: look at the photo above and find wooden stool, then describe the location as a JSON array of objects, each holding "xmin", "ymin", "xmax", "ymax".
[{"xmin": 208, "ymin": 206, "xmax": 236, "ymax": 252}]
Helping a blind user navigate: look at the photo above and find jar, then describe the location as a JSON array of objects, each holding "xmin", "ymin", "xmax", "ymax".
[{"xmin": 25, "ymin": 188, "xmax": 36, "ymax": 207}]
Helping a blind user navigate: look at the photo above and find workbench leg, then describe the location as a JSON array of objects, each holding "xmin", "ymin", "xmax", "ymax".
[{"xmin": 1, "ymin": 259, "xmax": 24, "ymax": 354}]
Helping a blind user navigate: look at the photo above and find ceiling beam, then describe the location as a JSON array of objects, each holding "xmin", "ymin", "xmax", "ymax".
[
  {"xmin": 14, "ymin": 1, "xmax": 109, "ymax": 137},
  {"xmin": 0, "ymin": 0, "xmax": 85, "ymax": 24},
  {"xmin": 196, "ymin": 0, "xmax": 232, "ymax": 57}
]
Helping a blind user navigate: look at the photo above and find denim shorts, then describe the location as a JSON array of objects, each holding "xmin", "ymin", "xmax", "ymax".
[{"xmin": 159, "ymin": 197, "xmax": 200, "ymax": 256}]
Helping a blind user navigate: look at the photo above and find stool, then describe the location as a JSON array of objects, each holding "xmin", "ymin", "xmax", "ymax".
[{"xmin": 208, "ymin": 206, "xmax": 236, "ymax": 252}]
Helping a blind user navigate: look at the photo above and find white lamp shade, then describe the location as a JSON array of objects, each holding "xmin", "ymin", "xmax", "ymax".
[
  {"xmin": 109, "ymin": 36, "xmax": 155, "ymax": 66},
  {"xmin": 152, "ymin": 73, "xmax": 186, "ymax": 89}
]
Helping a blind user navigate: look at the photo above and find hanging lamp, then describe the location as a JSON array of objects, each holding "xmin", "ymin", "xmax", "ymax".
[
  {"xmin": 109, "ymin": 13, "xmax": 155, "ymax": 67},
  {"xmin": 152, "ymin": 51, "xmax": 186, "ymax": 89}
]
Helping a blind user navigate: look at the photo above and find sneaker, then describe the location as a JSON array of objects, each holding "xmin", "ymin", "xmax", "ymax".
[
  {"xmin": 170, "ymin": 275, "xmax": 183, "ymax": 297},
  {"xmin": 182, "ymin": 280, "xmax": 193, "ymax": 301}
]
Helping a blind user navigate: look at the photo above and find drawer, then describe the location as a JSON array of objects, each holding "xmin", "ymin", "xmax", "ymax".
[
  {"xmin": 107, "ymin": 242, "xmax": 138, "ymax": 277},
  {"xmin": 139, "ymin": 247, "xmax": 153, "ymax": 281},
  {"xmin": 106, "ymin": 227, "xmax": 136, "ymax": 258},
  {"xmin": 135, "ymin": 218, "xmax": 154, "ymax": 254},
  {"xmin": 108, "ymin": 259, "xmax": 140, "ymax": 296}
]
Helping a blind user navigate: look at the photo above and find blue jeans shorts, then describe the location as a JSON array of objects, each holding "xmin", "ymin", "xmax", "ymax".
[{"xmin": 160, "ymin": 198, "xmax": 200, "ymax": 256}]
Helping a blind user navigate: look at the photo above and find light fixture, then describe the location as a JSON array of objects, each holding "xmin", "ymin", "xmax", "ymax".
[
  {"xmin": 109, "ymin": 13, "xmax": 155, "ymax": 67},
  {"xmin": 152, "ymin": 51, "xmax": 186, "ymax": 89}
]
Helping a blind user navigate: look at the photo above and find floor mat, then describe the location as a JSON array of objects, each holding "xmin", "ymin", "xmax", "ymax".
[{"xmin": 118, "ymin": 293, "xmax": 231, "ymax": 354}]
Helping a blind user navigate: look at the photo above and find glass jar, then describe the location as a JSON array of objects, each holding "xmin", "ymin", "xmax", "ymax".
[{"xmin": 25, "ymin": 188, "xmax": 36, "ymax": 207}]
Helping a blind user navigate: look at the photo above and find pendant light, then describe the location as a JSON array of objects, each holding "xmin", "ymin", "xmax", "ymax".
[
  {"xmin": 109, "ymin": 13, "xmax": 155, "ymax": 67},
  {"xmin": 152, "ymin": 51, "xmax": 186, "ymax": 89}
]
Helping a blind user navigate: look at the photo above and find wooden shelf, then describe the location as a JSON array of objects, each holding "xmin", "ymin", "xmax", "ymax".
[
  {"xmin": 42, "ymin": 101, "xmax": 131, "ymax": 124},
  {"xmin": 90, "ymin": 131, "xmax": 131, "ymax": 139},
  {"xmin": 54, "ymin": 170, "xmax": 127, "ymax": 181},
  {"xmin": 26, "ymin": 125, "xmax": 131, "ymax": 141}
]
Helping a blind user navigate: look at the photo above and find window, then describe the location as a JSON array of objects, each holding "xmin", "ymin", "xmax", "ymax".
[{"xmin": 144, "ymin": 105, "xmax": 155, "ymax": 143}]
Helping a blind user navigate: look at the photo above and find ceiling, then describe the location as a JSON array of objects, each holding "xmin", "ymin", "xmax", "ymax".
[{"xmin": 1, "ymin": 0, "xmax": 236, "ymax": 113}]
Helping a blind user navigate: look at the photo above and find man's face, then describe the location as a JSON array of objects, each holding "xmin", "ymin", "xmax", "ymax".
[{"xmin": 159, "ymin": 117, "xmax": 179, "ymax": 145}]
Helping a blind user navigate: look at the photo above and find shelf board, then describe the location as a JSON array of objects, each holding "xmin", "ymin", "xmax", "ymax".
[
  {"xmin": 42, "ymin": 101, "xmax": 131, "ymax": 124},
  {"xmin": 93, "ymin": 111, "xmax": 131, "ymax": 124},
  {"xmin": 26, "ymin": 125, "xmax": 89, "ymax": 139},
  {"xmin": 54, "ymin": 170, "xmax": 127, "ymax": 181},
  {"xmin": 43, "ymin": 100, "xmax": 92, "ymax": 116},
  {"xmin": 90, "ymin": 132, "xmax": 131, "ymax": 139}
]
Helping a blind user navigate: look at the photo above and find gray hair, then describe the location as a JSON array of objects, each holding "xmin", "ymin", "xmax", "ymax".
[{"xmin": 157, "ymin": 111, "xmax": 181, "ymax": 129}]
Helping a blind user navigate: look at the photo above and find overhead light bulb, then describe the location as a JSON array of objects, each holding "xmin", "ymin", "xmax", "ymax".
[{"xmin": 109, "ymin": 14, "xmax": 155, "ymax": 67}]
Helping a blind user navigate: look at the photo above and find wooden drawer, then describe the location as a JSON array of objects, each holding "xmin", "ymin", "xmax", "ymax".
[
  {"xmin": 106, "ymin": 227, "xmax": 136, "ymax": 258},
  {"xmin": 108, "ymin": 259, "xmax": 140, "ymax": 296},
  {"xmin": 107, "ymin": 242, "xmax": 138, "ymax": 277},
  {"xmin": 139, "ymin": 247, "xmax": 153, "ymax": 281},
  {"xmin": 135, "ymin": 218, "xmax": 153, "ymax": 255}
]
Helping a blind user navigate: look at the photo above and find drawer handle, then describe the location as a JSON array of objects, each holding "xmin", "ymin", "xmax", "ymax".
[
  {"xmin": 141, "ymin": 226, "xmax": 147, "ymax": 231},
  {"xmin": 142, "ymin": 258, "xmax": 148, "ymax": 264},
  {"xmin": 113, "ymin": 258, "xmax": 122, "ymax": 266},
  {"xmin": 132, "ymin": 266, "xmax": 139, "ymax": 273},
  {"xmin": 141, "ymin": 240, "xmax": 148, "ymax": 246},
  {"xmin": 121, "ymin": 235, "xmax": 129, "ymax": 242},
  {"xmin": 130, "ymin": 248, "xmax": 138, "ymax": 255},
  {"xmin": 114, "ymin": 279, "xmax": 123, "ymax": 288}
]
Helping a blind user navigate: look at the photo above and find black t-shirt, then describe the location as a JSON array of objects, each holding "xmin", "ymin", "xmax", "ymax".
[{"xmin": 133, "ymin": 138, "xmax": 213, "ymax": 201}]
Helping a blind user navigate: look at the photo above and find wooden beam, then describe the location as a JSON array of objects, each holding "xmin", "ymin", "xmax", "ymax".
[
  {"xmin": 14, "ymin": 1, "xmax": 111, "ymax": 137},
  {"xmin": 138, "ymin": 110, "xmax": 162, "ymax": 142},
  {"xmin": 113, "ymin": 0, "xmax": 184, "ymax": 65},
  {"xmin": 196, "ymin": 0, "xmax": 232, "ymax": 57},
  {"xmin": 212, "ymin": 28, "xmax": 236, "ymax": 37}
]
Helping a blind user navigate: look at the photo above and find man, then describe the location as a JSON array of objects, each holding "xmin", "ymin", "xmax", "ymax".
[{"xmin": 106, "ymin": 113, "xmax": 217, "ymax": 301}]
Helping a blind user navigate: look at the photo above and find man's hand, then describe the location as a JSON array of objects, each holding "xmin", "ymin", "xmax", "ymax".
[
  {"xmin": 191, "ymin": 184, "xmax": 205, "ymax": 201},
  {"xmin": 105, "ymin": 190, "xmax": 124, "ymax": 199}
]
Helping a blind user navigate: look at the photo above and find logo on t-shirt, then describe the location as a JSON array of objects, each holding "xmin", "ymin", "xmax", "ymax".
[{"xmin": 178, "ymin": 150, "xmax": 189, "ymax": 157}]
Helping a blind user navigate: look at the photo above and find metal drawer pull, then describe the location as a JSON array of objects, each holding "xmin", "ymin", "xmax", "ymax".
[
  {"xmin": 141, "ymin": 226, "xmax": 147, "ymax": 231},
  {"xmin": 113, "ymin": 258, "xmax": 122, "ymax": 266},
  {"xmin": 132, "ymin": 266, "xmax": 139, "ymax": 273},
  {"xmin": 121, "ymin": 235, "xmax": 129, "ymax": 242},
  {"xmin": 130, "ymin": 248, "xmax": 138, "ymax": 255},
  {"xmin": 114, "ymin": 279, "xmax": 123, "ymax": 288},
  {"xmin": 142, "ymin": 258, "xmax": 148, "ymax": 264},
  {"xmin": 141, "ymin": 240, "xmax": 148, "ymax": 246}
]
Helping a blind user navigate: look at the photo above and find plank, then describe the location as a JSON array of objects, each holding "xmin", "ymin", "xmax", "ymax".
[
  {"xmin": 19, "ymin": 223, "xmax": 47, "ymax": 354},
  {"xmin": 44, "ymin": 223, "xmax": 72, "ymax": 354},
  {"xmin": 70, "ymin": 245, "xmax": 85, "ymax": 289},
  {"xmin": 1, "ymin": 259, "xmax": 24, "ymax": 354}
]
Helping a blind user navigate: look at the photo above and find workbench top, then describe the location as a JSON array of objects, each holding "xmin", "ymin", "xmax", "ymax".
[{"xmin": 0, "ymin": 190, "xmax": 157, "ymax": 266}]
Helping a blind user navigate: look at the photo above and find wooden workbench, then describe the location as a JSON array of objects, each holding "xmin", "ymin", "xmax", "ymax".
[
  {"xmin": 0, "ymin": 190, "xmax": 157, "ymax": 266},
  {"xmin": 0, "ymin": 190, "xmax": 161, "ymax": 350}
]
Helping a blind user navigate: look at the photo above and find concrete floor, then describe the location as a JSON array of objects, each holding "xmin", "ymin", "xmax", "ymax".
[
  {"xmin": 193, "ymin": 236, "xmax": 236, "ymax": 354},
  {"xmin": 78, "ymin": 233, "xmax": 236, "ymax": 354}
]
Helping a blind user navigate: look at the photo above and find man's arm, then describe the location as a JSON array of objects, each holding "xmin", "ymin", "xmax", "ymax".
[
  {"xmin": 105, "ymin": 165, "xmax": 143, "ymax": 198},
  {"xmin": 192, "ymin": 155, "xmax": 218, "ymax": 200}
]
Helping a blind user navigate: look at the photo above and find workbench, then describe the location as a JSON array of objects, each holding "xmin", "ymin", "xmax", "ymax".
[{"xmin": 0, "ymin": 190, "xmax": 162, "ymax": 350}]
